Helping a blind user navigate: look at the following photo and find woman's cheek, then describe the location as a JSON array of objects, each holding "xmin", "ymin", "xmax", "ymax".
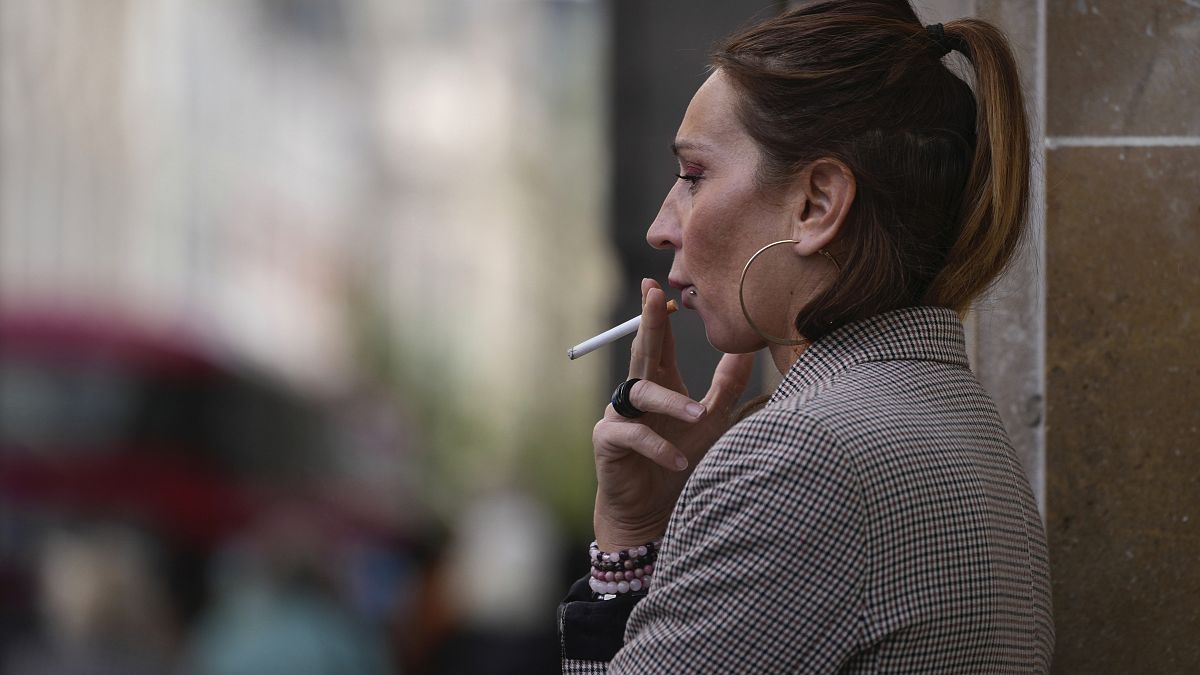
[{"xmin": 684, "ymin": 217, "xmax": 722, "ymax": 270}]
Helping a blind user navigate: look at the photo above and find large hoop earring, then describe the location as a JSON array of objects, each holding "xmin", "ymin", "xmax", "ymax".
[{"xmin": 738, "ymin": 239, "xmax": 842, "ymax": 346}]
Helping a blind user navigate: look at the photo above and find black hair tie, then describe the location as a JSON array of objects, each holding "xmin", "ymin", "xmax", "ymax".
[{"xmin": 925, "ymin": 23, "xmax": 956, "ymax": 57}]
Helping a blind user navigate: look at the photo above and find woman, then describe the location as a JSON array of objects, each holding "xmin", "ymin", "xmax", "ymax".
[{"xmin": 559, "ymin": 1, "xmax": 1054, "ymax": 672}]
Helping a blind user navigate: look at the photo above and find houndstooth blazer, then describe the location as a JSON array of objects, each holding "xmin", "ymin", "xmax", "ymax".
[{"xmin": 560, "ymin": 306, "xmax": 1054, "ymax": 673}]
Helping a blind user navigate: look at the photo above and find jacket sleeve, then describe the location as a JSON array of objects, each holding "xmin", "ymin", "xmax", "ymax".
[
  {"xmin": 558, "ymin": 574, "xmax": 645, "ymax": 673},
  {"xmin": 609, "ymin": 409, "xmax": 868, "ymax": 673}
]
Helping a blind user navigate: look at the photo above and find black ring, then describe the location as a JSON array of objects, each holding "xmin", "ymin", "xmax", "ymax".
[{"xmin": 611, "ymin": 378, "xmax": 644, "ymax": 418}]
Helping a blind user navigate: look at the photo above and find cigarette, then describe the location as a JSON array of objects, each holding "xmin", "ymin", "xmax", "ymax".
[{"xmin": 568, "ymin": 299, "xmax": 679, "ymax": 360}]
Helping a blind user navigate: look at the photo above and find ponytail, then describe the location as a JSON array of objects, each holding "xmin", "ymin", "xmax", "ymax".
[{"xmin": 924, "ymin": 19, "xmax": 1030, "ymax": 311}]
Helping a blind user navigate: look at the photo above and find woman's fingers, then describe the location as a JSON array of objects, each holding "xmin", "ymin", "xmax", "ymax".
[
  {"xmin": 701, "ymin": 352, "xmax": 757, "ymax": 415},
  {"xmin": 620, "ymin": 379, "xmax": 705, "ymax": 422},
  {"xmin": 594, "ymin": 419, "xmax": 689, "ymax": 471},
  {"xmin": 629, "ymin": 283, "xmax": 668, "ymax": 381},
  {"xmin": 627, "ymin": 279, "xmax": 686, "ymax": 393},
  {"xmin": 657, "ymin": 302, "xmax": 684, "ymax": 386}
]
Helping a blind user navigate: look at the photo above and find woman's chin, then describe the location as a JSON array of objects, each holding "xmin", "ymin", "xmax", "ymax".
[{"xmin": 702, "ymin": 323, "xmax": 764, "ymax": 355}]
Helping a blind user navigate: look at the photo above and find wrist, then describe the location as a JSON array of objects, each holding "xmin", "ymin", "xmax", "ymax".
[{"xmin": 593, "ymin": 503, "xmax": 669, "ymax": 551}]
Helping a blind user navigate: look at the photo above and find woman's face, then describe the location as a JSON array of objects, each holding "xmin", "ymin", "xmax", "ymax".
[{"xmin": 647, "ymin": 70, "xmax": 813, "ymax": 354}]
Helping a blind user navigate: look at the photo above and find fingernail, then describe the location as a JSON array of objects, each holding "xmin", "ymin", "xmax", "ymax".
[
  {"xmin": 674, "ymin": 455, "xmax": 689, "ymax": 471},
  {"xmin": 686, "ymin": 403, "xmax": 706, "ymax": 419}
]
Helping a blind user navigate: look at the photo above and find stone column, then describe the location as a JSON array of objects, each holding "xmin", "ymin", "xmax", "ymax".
[{"xmin": 1042, "ymin": 1, "xmax": 1200, "ymax": 672}]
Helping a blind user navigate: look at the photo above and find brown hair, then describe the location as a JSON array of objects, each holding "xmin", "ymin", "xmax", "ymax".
[{"xmin": 712, "ymin": 0, "xmax": 1030, "ymax": 341}]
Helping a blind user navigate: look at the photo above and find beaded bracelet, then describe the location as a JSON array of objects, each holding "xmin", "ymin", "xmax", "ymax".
[
  {"xmin": 588, "ymin": 539, "xmax": 659, "ymax": 568},
  {"xmin": 587, "ymin": 539, "xmax": 660, "ymax": 596}
]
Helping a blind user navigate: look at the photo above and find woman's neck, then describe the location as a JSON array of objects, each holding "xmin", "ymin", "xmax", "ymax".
[{"xmin": 768, "ymin": 341, "xmax": 810, "ymax": 377}]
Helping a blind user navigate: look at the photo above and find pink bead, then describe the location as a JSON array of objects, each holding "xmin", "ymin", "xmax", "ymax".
[
  {"xmin": 629, "ymin": 578, "xmax": 642, "ymax": 592},
  {"xmin": 633, "ymin": 568, "xmax": 644, "ymax": 578},
  {"xmin": 624, "ymin": 560, "xmax": 634, "ymax": 569},
  {"xmin": 627, "ymin": 548, "xmax": 639, "ymax": 558},
  {"xmin": 604, "ymin": 571, "xmax": 615, "ymax": 582},
  {"xmin": 617, "ymin": 581, "xmax": 630, "ymax": 594},
  {"xmin": 644, "ymin": 563, "xmax": 655, "ymax": 575},
  {"xmin": 637, "ymin": 545, "xmax": 648, "ymax": 557}
]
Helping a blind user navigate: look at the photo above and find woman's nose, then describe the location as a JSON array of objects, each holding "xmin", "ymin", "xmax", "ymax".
[{"xmin": 646, "ymin": 193, "xmax": 680, "ymax": 250}]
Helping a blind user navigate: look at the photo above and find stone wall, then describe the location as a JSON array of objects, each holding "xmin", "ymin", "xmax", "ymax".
[{"xmin": 1042, "ymin": 1, "xmax": 1200, "ymax": 671}]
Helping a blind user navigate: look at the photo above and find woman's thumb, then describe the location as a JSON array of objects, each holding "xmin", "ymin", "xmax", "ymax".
[{"xmin": 703, "ymin": 352, "xmax": 756, "ymax": 413}]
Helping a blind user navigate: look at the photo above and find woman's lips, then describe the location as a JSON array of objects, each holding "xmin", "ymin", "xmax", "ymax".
[
  {"xmin": 668, "ymin": 277, "xmax": 696, "ymax": 309},
  {"xmin": 681, "ymin": 286, "xmax": 697, "ymax": 309}
]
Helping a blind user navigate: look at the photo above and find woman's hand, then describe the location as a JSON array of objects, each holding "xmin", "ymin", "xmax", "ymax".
[{"xmin": 592, "ymin": 279, "xmax": 755, "ymax": 551}]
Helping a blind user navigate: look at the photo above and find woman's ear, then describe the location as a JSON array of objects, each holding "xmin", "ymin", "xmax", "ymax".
[{"xmin": 789, "ymin": 158, "xmax": 856, "ymax": 257}]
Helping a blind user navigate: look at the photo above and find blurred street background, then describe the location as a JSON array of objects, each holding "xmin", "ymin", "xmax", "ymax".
[{"xmin": 0, "ymin": 0, "xmax": 773, "ymax": 673}]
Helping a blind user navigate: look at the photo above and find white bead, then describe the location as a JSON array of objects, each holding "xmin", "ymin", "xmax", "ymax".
[
  {"xmin": 589, "ymin": 578, "xmax": 600, "ymax": 593},
  {"xmin": 604, "ymin": 581, "xmax": 618, "ymax": 594},
  {"xmin": 629, "ymin": 578, "xmax": 642, "ymax": 592},
  {"xmin": 617, "ymin": 581, "xmax": 630, "ymax": 594}
]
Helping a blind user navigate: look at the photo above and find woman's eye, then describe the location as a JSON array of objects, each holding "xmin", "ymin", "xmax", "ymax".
[{"xmin": 675, "ymin": 173, "xmax": 703, "ymax": 189}]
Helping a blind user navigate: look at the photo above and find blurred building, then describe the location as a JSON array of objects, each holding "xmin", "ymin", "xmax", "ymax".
[
  {"xmin": 2, "ymin": 0, "xmax": 614, "ymax": 673},
  {"xmin": 0, "ymin": 0, "xmax": 612, "ymax": 520}
]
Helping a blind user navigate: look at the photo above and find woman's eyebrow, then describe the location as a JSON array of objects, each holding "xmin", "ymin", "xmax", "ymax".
[{"xmin": 671, "ymin": 139, "xmax": 713, "ymax": 157}]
